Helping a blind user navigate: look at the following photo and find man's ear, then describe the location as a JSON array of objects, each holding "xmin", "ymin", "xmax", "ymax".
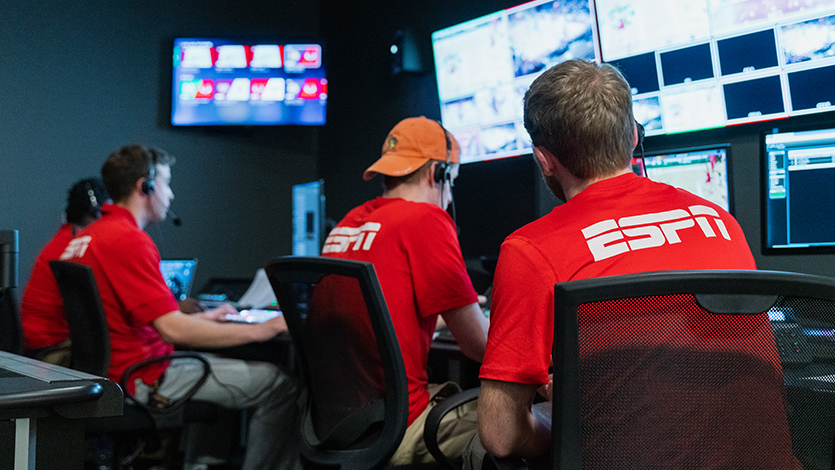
[
  {"xmin": 426, "ymin": 160, "xmax": 440, "ymax": 188},
  {"xmin": 533, "ymin": 146, "xmax": 558, "ymax": 176},
  {"xmin": 135, "ymin": 178, "xmax": 148, "ymax": 197}
]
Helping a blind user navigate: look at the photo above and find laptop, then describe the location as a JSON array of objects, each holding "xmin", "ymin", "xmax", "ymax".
[{"xmin": 159, "ymin": 259, "xmax": 198, "ymax": 301}]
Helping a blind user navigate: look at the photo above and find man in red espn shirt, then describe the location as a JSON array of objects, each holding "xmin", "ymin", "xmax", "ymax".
[
  {"xmin": 323, "ymin": 117, "xmax": 488, "ymax": 466},
  {"xmin": 472, "ymin": 60, "xmax": 793, "ymax": 469},
  {"xmin": 21, "ymin": 177, "xmax": 109, "ymax": 361},
  {"xmin": 60, "ymin": 145, "xmax": 300, "ymax": 470}
]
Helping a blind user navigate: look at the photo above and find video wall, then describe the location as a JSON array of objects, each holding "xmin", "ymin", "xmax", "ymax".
[
  {"xmin": 432, "ymin": 0, "xmax": 835, "ymax": 163},
  {"xmin": 171, "ymin": 38, "xmax": 327, "ymax": 126}
]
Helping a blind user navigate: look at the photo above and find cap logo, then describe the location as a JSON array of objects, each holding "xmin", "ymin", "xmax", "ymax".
[{"xmin": 383, "ymin": 135, "xmax": 398, "ymax": 154}]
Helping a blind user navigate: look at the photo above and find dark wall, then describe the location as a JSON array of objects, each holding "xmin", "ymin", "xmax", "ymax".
[
  {"xmin": 0, "ymin": 0, "xmax": 322, "ymax": 292},
  {"xmin": 320, "ymin": 0, "xmax": 835, "ymax": 278}
]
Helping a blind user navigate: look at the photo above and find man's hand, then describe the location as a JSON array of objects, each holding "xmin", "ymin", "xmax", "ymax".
[
  {"xmin": 195, "ymin": 303, "xmax": 238, "ymax": 322},
  {"xmin": 258, "ymin": 314, "xmax": 289, "ymax": 340}
]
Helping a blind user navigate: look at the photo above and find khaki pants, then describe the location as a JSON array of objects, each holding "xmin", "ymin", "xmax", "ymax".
[{"xmin": 390, "ymin": 382, "xmax": 478, "ymax": 465}]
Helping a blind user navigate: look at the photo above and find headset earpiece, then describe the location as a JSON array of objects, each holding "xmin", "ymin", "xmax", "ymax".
[
  {"xmin": 433, "ymin": 120, "xmax": 453, "ymax": 185},
  {"xmin": 141, "ymin": 157, "xmax": 156, "ymax": 195}
]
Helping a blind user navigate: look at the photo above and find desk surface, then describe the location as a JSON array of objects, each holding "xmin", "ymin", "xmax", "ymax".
[{"xmin": 0, "ymin": 350, "xmax": 122, "ymax": 419}]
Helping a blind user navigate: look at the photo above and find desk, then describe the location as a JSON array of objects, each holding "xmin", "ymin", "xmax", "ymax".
[{"xmin": 0, "ymin": 351, "xmax": 122, "ymax": 470}]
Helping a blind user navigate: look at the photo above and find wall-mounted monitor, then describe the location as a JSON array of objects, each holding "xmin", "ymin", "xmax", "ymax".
[
  {"xmin": 171, "ymin": 38, "xmax": 327, "ymax": 126},
  {"xmin": 595, "ymin": 1, "xmax": 835, "ymax": 136},
  {"xmin": 641, "ymin": 145, "xmax": 732, "ymax": 213},
  {"xmin": 292, "ymin": 180, "xmax": 326, "ymax": 256},
  {"xmin": 431, "ymin": 0, "xmax": 598, "ymax": 164},
  {"xmin": 763, "ymin": 125, "xmax": 835, "ymax": 254}
]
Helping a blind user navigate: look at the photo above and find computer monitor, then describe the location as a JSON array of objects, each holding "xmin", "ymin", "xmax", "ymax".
[
  {"xmin": 763, "ymin": 125, "xmax": 835, "ymax": 254},
  {"xmin": 0, "ymin": 230, "xmax": 18, "ymax": 293},
  {"xmin": 159, "ymin": 259, "xmax": 198, "ymax": 301},
  {"xmin": 641, "ymin": 145, "xmax": 732, "ymax": 213},
  {"xmin": 454, "ymin": 157, "xmax": 539, "ymax": 264},
  {"xmin": 292, "ymin": 180, "xmax": 326, "ymax": 256},
  {"xmin": 431, "ymin": 0, "xmax": 597, "ymax": 164}
]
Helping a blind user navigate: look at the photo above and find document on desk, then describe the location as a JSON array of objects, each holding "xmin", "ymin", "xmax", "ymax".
[{"xmin": 237, "ymin": 268, "xmax": 277, "ymax": 308}]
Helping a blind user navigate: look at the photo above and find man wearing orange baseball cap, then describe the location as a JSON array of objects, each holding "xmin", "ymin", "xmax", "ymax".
[{"xmin": 322, "ymin": 116, "xmax": 488, "ymax": 466}]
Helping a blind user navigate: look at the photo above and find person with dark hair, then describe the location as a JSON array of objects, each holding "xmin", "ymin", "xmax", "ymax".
[
  {"xmin": 21, "ymin": 177, "xmax": 110, "ymax": 360},
  {"xmin": 58, "ymin": 144, "xmax": 300, "ymax": 470},
  {"xmin": 469, "ymin": 59, "xmax": 776, "ymax": 468},
  {"xmin": 322, "ymin": 117, "xmax": 488, "ymax": 466}
]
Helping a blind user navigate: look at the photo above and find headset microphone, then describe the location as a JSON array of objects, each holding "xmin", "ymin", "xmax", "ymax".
[{"xmin": 167, "ymin": 207, "xmax": 182, "ymax": 226}]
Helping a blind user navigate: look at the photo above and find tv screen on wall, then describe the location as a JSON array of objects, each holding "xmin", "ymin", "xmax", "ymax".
[
  {"xmin": 171, "ymin": 38, "xmax": 327, "ymax": 126},
  {"xmin": 432, "ymin": 0, "xmax": 835, "ymax": 157},
  {"xmin": 431, "ymin": 0, "xmax": 598, "ymax": 164},
  {"xmin": 595, "ymin": 0, "xmax": 835, "ymax": 137}
]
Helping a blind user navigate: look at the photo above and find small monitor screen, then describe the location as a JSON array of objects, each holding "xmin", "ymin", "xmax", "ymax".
[
  {"xmin": 431, "ymin": 0, "xmax": 597, "ymax": 164},
  {"xmin": 763, "ymin": 125, "xmax": 835, "ymax": 253},
  {"xmin": 159, "ymin": 259, "xmax": 198, "ymax": 301},
  {"xmin": 171, "ymin": 38, "xmax": 327, "ymax": 126},
  {"xmin": 595, "ymin": 1, "xmax": 835, "ymax": 136},
  {"xmin": 292, "ymin": 180, "xmax": 325, "ymax": 256},
  {"xmin": 642, "ymin": 145, "xmax": 732, "ymax": 212}
]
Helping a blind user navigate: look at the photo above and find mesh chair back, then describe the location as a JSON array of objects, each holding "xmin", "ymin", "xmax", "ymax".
[
  {"xmin": 49, "ymin": 260, "xmax": 111, "ymax": 377},
  {"xmin": 0, "ymin": 288, "xmax": 23, "ymax": 355},
  {"xmin": 265, "ymin": 256, "xmax": 408, "ymax": 470},
  {"xmin": 552, "ymin": 270, "xmax": 834, "ymax": 470}
]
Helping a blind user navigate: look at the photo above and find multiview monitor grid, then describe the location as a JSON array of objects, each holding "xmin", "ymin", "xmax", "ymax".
[{"xmin": 432, "ymin": 0, "xmax": 835, "ymax": 164}]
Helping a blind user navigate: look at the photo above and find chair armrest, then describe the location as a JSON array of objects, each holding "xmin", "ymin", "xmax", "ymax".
[
  {"xmin": 120, "ymin": 351, "xmax": 211, "ymax": 414},
  {"xmin": 424, "ymin": 386, "xmax": 480, "ymax": 470}
]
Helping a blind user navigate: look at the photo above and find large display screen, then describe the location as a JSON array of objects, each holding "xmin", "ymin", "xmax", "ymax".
[
  {"xmin": 642, "ymin": 145, "xmax": 732, "ymax": 212},
  {"xmin": 171, "ymin": 38, "xmax": 327, "ymax": 126},
  {"xmin": 431, "ymin": 0, "xmax": 597, "ymax": 164},
  {"xmin": 596, "ymin": 0, "xmax": 835, "ymax": 136},
  {"xmin": 763, "ymin": 125, "xmax": 835, "ymax": 253}
]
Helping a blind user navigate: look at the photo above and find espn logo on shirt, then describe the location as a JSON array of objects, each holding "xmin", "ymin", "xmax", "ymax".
[
  {"xmin": 59, "ymin": 236, "xmax": 92, "ymax": 260},
  {"xmin": 322, "ymin": 223, "xmax": 381, "ymax": 254},
  {"xmin": 582, "ymin": 205, "xmax": 731, "ymax": 262}
]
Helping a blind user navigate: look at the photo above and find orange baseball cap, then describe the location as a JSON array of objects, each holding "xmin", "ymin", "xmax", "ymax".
[{"xmin": 363, "ymin": 116, "xmax": 461, "ymax": 181}]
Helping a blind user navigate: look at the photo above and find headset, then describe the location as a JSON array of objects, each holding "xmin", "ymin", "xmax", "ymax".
[
  {"xmin": 141, "ymin": 152, "xmax": 156, "ymax": 195},
  {"xmin": 433, "ymin": 121, "xmax": 453, "ymax": 185},
  {"xmin": 83, "ymin": 181, "xmax": 100, "ymax": 212},
  {"xmin": 433, "ymin": 120, "xmax": 458, "ymax": 228}
]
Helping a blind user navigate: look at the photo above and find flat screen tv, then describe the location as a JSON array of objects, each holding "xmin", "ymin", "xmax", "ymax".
[
  {"xmin": 292, "ymin": 180, "xmax": 326, "ymax": 256},
  {"xmin": 431, "ymin": 0, "xmax": 598, "ymax": 164},
  {"xmin": 641, "ymin": 144, "xmax": 732, "ymax": 213},
  {"xmin": 595, "ymin": 0, "xmax": 835, "ymax": 136},
  {"xmin": 763, "ymin": 124, "xmax": 835, "ymax": 253},
  {"xmin": 171, "ymin": 38, "xmax": 327, "ymax": 126}
]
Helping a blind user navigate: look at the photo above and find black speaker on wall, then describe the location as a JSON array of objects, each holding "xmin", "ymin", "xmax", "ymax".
[{"xmin": 391, "ymin": 28, "xmax": 424, "ymax": 75}]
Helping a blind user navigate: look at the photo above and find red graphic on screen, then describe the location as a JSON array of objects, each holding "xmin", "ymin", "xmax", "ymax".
[
  {"xmin": 250, "ymin": 79, "xmax": 269, "ymax": 100},
  {"xmin": 299, "ymin": 79, "xmax": 321, "ymax": 99},
  {"xmin": 195, "ymin": 79, "xmax": 215, "ymax": 99}
]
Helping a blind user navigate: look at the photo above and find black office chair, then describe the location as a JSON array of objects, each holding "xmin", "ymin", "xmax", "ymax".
[
  {"xmin": 550, "ymin": 269, "xmax": 835, "ymax": 470},
  {"xmin": 49, "ymin": 260, "xmax": 215, "ymax": 468},
  {"xmin": 265, "ymin": 256, "xmax": 478, "ymax": 470}
]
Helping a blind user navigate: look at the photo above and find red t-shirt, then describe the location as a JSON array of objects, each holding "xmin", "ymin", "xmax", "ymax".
[
  {"xmin": 481, "ymin": 173, "xmax": 759, "ymax": 386},
  {"xmin": 323, "ymin": 197, "xmax": 478, "ymax": 425},
  {"xmin": 62, "ymin": 204, "xmax": 178, "ymax": 385},
  {"xmin": 21, "ymin": 224, "xmax": 74, "ymax": 349}
]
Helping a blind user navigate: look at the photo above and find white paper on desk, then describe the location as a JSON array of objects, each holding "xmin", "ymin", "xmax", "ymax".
[{"xmin": 237, "ymin": 268, "xmax": 277, "ymax": 308}]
